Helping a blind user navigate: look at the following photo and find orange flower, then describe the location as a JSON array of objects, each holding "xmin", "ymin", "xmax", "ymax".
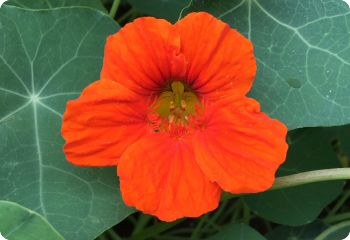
[{"xmin": 61, "ymin": 12, "xmax": 288, "ymax": 221}]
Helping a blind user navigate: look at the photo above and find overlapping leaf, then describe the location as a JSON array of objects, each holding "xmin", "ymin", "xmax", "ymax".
[
  {"xmin": 244, "ymin": 127, "xmax": 346, "ymax": 226},
  {"xmin": 0, "ymin": 5, "xmax": 133, "ymax": 240},
  {"xmin": 0, "ymin": 200, "xmax": 63, "ymax": 240},
  {"xmin": 205, "ymin": 223, "xmax": 266, "ymax": 240},
  {"xmin": 188, "ymin": 0, "xmax": 350, "ymax": 129},
  {"xmin": 266, "ymin": 222, "xmax": 327, "ymax": 240},
  {"xmin": 315, "ymin": 221, "xmax": 350, "ymax": 240}
]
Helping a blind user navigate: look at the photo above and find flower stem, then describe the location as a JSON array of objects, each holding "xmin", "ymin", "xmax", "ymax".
[
  {"xmin": 109, "ymin": 0, "xmax": 121, "ymax": 19},
  {"xmin": 131, "ymin": 219, "xmax": 185, "ymax": 240},
  {"xmin": 117, "ymin": 8, "xmax": 135, "ymax": 23},
  {"xmin": 270, "ymin": 168, "xmax": 350, "ymax": 191},
  {"xmin": 221, "ymin": 168, "xmax": 350, "ymax": 202}
]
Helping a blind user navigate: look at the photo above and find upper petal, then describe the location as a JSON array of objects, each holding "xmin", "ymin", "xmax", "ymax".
[
  {"xmin": 192, "ymin": 97, "xmax": 288, "ymax": 193},
  {"xmin": 118, "ymin": 134, "xmax": 221, "ymax": 221},
  {"xmin": 176, "ymin": 12, "xmax": 256, "ymax": 101},
  {"xmin": 62, "ymin": 80, "xmax": 149, "ymax": 166},
  {"xmin": 101, "ymin": 17, "xmax": 187, "ymax": 95}
]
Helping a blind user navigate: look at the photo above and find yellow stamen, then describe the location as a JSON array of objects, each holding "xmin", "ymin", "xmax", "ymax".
[
  {"xmin": 181, "ymin": 100, "xmax": 186, "ymax": 110},
  {"xmin": 153, "ymin": 81, "xmax": 200, "ymax": 130}
]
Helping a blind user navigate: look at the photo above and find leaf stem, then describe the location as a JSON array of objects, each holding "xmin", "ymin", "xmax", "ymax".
[
  {"xmin": 117, "ymin": 8, "xmax": 135, "ymax": 23},
  {"xmin": 242, "ymin": 201, "xmax": 251, "ymax": 224},
  {"xmin": 270, "ymin": 168, "xmax": 350, "ymax": 191},
  {"xmin": 325, "ymin": 188, "xmax": 350, "ymax": 218},
  {"xmin": 231, "ymin": 200, "xmax": 244, "ymax": 222},
  {"xmin": 131, "ymin": 219, "xmax": 185, "ymax": 240},
  {"xmin": 324, "ymin": 212, "xmax": 350, "ymax": 224},
  {"xmin": 177, "ymin": 0, "xmax": 193, "ymax": 21},
  {"xmin": 207, "ymin": 200, "xmax": 229, "ymax": 225},
  {"xmin": 109, "ymin": 0, "xmax": 121, "ymax": 19},
  {"xmin": 190, "ymin": 214, "xmax": 209, "ymax": 239},
  {"xmin": 131, "ymin": 214, "xmax": 152, "ymax": 236},
  {"xmin": 107, "ymin": 229, "xmax": 123, "ymax": 240}
]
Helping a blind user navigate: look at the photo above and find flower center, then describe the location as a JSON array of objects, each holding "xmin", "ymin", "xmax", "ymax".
[{"xmin": 151, "ymin": 81, "xmax": 200, "ymax": 135}]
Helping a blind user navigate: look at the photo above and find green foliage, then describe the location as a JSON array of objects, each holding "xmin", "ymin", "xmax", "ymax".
[
  {"xmin": 127, "ymin": 0, "xmax": 189, "ymax": 22},
  {"xmin": 205, "ymin": 223, "xmax": 266, "ymax": 240},
  {"xmin": 244, "ymin": 127, "xmax": 345, "ymax": 226},
  {"xmin": 1, "ymin": 1, "xmax": 350, "ymax": 240},
  {"xmin": 266, "ymin": 222, "xmax": 327, "ymax": 240},
  {"xmin": 0, "ymin": 200, "xmax": 63, "ymax": 240},
  {"xmin": 0, "ymin": 4, "xmax": 133, "ymax": 240},
  {"xmin": 5, "ymin": 0, "xmax": 107, "ymax": 12},
  {"xmin": 315, "ymin": 221, "xmax": 350, "ymax": 240},
  {"xmin": 187, "ymin": 0, "xmax": 350, "ymax": 130}
]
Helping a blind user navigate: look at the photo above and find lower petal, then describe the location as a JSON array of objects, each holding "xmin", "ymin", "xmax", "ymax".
[
  {"xmin": 62, "ymin": 80, "xmax": 149, "ymax": 166},
  {"xmin": 193, "ymin": 97, "xmax": 288, "ymax": 193},
  {"xmin": 118, "ymin": 134, "xmax": 221, "ymax": 221}
]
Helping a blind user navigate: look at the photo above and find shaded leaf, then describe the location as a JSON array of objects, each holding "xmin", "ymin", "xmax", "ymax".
[
  {"xmin": 266, "ymin": 221, "xmax": 327, "ymax": 240},
  {"xmin": 127, "ymin": 0, "xmax": 189, "ymax": 22},
  {"xmin": 206, "ymin": 223, "xmax": 266, "ymax": 240},
  {"xmin": 332, "ymin": 125, "xmax": 350, "ymax": 167},
  {"xmin": 315, "ymin": 220, "xmax": 350, "ymax": 240},
  {"xmin": 188, "ymin": 0, "xmax": 350, "ymax": 129},
  {"xmin": 0, "ymin": 5, "xmax": 134, "ymax": 240},
  {"xmin": 0, "ymin": 200, "xmax": 63, "ymax": 240},
  {"xmin": 244, "ymin": 127, "xmax": 345, "ymax": 226}
]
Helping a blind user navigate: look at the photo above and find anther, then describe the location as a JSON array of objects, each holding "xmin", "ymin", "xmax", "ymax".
[
  {"xmin": 181, "ymin": 100, "xmax": 186, "ymax": 110},
  {"xmin": 169, "ymin": 101, "xmax": 175, "ymax": 111},
  {"xmin": 168, "ymin": 114, "xmax": 175, "ymax": 124}
]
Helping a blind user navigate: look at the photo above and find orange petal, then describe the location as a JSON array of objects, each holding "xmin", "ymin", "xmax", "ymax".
[
  {"xmin": 193, "ymin": 98, "xmax": 288, "ymax": 193},
  {"xmin": 101, "ymin": 17, "xmax": 186, "ymax": 95},
  {"xmin": 176, "ymin": 12, "xmax": 256, "ymax": 101},
  {"xmin": 118, "ymin": 134, "xmax": 221, "ymax": 221},
  {"xmin": 62, "ymin": 80, "xmax": 148, "ymax": 166}
]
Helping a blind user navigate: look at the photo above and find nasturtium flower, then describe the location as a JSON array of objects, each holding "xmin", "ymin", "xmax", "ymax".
[{"xmin": 61, "ymin": 12, "xmax": 288, "ymax": 221}]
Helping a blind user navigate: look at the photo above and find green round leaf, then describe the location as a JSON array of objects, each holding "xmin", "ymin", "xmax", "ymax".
[
  {"xmin": 5, "ymin": 0, "xmax": 107, "ymax": 12},
  {"xmin": 127, "ymin": 0, "xmax": 189, "ymax": 22},
  {"xmin": 188, "ymin": 0, "xmax": 350, "ymax": 130},
  {"xmin": 0, "ymin": 5, "xmax": 134, "ymax": 240},
  {"xmin": 266, "ymin": 221, "xmax": 327, "ymax": 240},
  {"xmin": 315, "ymin": 221, "xmax": 350, "ymax": 240},
  {"xmin": 244, "ymin": 127, "xmax": 344, "ymax": 226},
  {"xmin": 206, "ymin": 223, "xmax": 266, "ymax": 240},
  {"xmin": 0, "ymin": 200, "xmax": 63, "ymax": 240}
]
